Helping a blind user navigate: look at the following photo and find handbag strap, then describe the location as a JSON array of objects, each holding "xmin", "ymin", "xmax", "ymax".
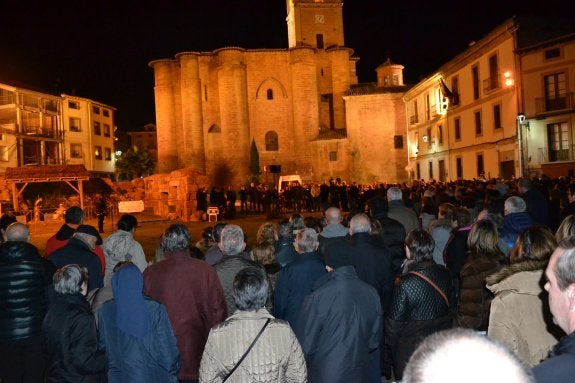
[
  {"xmin": 409, "ymin": 271, "xmax": 450, "ymax": 308},
  {"xmin": 223, "ymin": 318, "xmax": 271, "ymax": 382}
]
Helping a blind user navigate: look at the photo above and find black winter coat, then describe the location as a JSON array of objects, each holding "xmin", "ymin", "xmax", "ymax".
[
  {"xmin": 0, "ymin": 241, "xmax": 54, "ymax": 342},
  {"xmin": 48, "ymin": 237, "xmax": 103, "ymax": 291},
  {"xmin": 386, "ymin": 260, "xmax": 453, "ymax": 380},
  {"xmin": 42, "ymin": 293, "xmax": 107, "ymax": 383},
  {"xmin": 374, "ymin": 215, "xmax": 407, "ymax": 276},
  {"xmin": 295, "ymin": 266, "xmax": 382, "ymax": 383}
]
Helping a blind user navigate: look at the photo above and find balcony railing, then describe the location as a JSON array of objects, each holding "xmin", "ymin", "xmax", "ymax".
[
  {"xmin": 538, "ymin": 145, "xmax": 575, "ymax": 163},
  {"xmin": 483, "ymin": 76, "xmax": 501, "ymax": 94},
  {"xmin": 409, "ymin": 115, "xmax": 419, "ymax": 125},
  {"xmin": 535, "ymin": 93, "xmax": 575, "ymax": 115}
]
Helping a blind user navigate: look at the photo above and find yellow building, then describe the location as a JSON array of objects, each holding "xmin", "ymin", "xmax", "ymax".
[
  {"xmin": 61, "ymin": 94, "xmax": 116, "ymax": 177},
  {"xmin": 517, "ymin": 18, "xmax": 575, "ymax": 178},
  {"xmin": 127, "ymin": 123, "xmax": 158, "ymax": 163},
  {"xmin": 0, "ymin": 83, "xmax": 62, "ymax": 171},
  {"xmin": 405, "ymin": 19, "xmax": 519, "ymax": 181}
]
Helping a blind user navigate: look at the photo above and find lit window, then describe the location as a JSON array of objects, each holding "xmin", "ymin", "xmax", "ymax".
[
  {"xmin": 95, "ymin": 146, "xmax": 102, "ymax": 160},
  {"xmin": 69, "ymin": 117, "xmax": 81, "ymax": 132},
  {"xmin": 70, "ymin": 144, "xmax": 82, "ymax": 158}
]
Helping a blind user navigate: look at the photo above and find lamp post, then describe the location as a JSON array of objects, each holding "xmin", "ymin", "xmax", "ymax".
[{"xmin": 517, "ymin": 113, "xmax": 526, "ymax": 178}]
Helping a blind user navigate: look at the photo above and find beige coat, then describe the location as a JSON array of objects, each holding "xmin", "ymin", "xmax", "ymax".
[
  {"xmin": 199, "ymin": 309, "xmax": 307, "ymax": 383},
  {"xmin": 486, "ymin": 261, "xmax": 563, "ymax": 366}
]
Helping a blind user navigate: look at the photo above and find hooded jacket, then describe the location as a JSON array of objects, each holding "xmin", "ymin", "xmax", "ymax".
[
  {"xmin": 486, "ymin": 260, "xmax": 562, "ymax": 366},
  {"xmin": 102, "ymin": 229, "xmax": 147, "ymax": 286}
]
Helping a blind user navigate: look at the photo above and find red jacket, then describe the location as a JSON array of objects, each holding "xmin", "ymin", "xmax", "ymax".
[
  {"xmin": 144, "ymin": 250, "xmax": 227, "ymax": 381},
  {"xmin": 45, "ymin": 225, "xmax": 106, "ymax": 275}
]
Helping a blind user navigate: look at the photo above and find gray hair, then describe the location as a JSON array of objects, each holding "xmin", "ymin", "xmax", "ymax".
[
  {"xmin": 387, "ymin": 187, "xmax": 403, "ymax": 201},
  {"xmin": 504, "ymin": 196, "xmax": 527, "ymax": 214},
  {"xmin": 232, "ymin": 266, "xmax": 269, "ymax": 311},
  {"xmin": 296, "ymin": 227, "xmax": 319, "ymax": 253},
  {"xmin": 53, "ymin": 264, "xmax": 87, "ymax": 295},
  {"xmin": 161, "ymin": 224, "xmax": 191, "ymax": 252},
  {"xmin": 325, "ymin": 207, "xmax": 342, "ymax": 224},
  {"xmin": 555, "ymin": 236, "xmax": 575, "ymax": 291},
  {"xmin": 220, "ymin": 224, "xmax": 245, "ymax": 256},
  {"xmin": 403, "ymin": 328, "xmax": 533, "ymax": 383},
  {"xmin": 350, "ymin": 213, "xmax": 371, "ymax": 235},
  {"xmin": 5, "ymin": 222, "xmax": 30, "ymax": 242}
]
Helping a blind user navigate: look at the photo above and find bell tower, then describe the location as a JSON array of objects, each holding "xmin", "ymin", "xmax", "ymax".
[{"xmin": 286, "ymin": 0, "xmax": 344, "ymax": 49}]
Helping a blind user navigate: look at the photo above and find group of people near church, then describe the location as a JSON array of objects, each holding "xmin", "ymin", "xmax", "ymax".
[{"xmin": 2, "ymin": 175, "xmax": 575, "ymax": 382}]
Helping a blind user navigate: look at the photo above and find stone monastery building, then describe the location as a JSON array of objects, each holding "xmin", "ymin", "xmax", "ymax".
[{"xmin": 150, "ymin": 0, "xmax": 409, "ymax": 186}]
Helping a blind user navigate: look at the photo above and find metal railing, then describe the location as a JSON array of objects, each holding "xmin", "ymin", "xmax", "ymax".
[
  {"xmin": 537, "ymin": 145, "xmax": 575, "ymax": 163},
  {"xmin": 535, "ymin": 93, "xmax": 575, "ymax": 115}
]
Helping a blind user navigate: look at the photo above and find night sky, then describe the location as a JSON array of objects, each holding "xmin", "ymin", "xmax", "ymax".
[{"xmin": 0, "ymin": 0, "xmax": 572, "ymax": 132}]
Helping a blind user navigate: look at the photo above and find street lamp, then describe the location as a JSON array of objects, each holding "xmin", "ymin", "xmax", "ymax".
[{"xmin": 517, "ymin": 113, "xmax": 526, "ymax": 177}]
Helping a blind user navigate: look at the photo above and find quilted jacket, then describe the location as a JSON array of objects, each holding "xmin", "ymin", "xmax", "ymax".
[{"xmin": 199, "ymin": 309, "xmax": 307, "ymax": 383}]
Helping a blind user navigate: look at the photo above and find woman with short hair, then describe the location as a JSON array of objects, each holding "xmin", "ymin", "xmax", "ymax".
[
  {"xmin": 42, "ymin": 264, "xmax": 107, "ymax": 382},
  {"xmin": 200, "ymin": 267, "xmax": 306, "ymax": 382}
]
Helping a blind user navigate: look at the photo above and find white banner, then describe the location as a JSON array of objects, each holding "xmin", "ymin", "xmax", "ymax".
[{"xmin": 118, "ymin": 200, "xmax": 145, "ymax": 213}]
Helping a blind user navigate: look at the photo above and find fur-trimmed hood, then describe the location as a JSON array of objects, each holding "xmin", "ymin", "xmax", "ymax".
[{"xmin": 486, "ymin": 259, "xmax": 547, "ymax": 295}]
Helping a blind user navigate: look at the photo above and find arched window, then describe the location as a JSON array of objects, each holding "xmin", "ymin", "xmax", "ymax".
[
  {"xmin": 266, "ymin": 89, "xmax": 273, "ymax": 100},
  {"xmin": 265, "ymin": 131, "xmax": 279, "ymax": 151}
]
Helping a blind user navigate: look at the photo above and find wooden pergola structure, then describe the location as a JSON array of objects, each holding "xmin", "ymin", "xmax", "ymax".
[{"xmin": 4, "ymin": 165, "xmax": 90, "ymax": 210}]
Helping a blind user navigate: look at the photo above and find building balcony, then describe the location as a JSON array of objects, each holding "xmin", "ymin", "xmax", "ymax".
[
  {"xmin": 409, "ymin": 115, "xmax": 419, "ymax": 125},
  {"xmin": 535, "ymin": 93, "xmax": 575, "ymax": 115},
  {"xmin": 483, "ymin": 76, "xmax": 501, "ymax": 94},
  {"xmin": 538, "ymin": 145, "xmax": 575, "ymax": 163}
]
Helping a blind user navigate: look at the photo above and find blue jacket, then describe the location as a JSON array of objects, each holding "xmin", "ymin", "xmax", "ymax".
[
  {"xmin": 98, "ymin": 297, "xmax": 180, "ymax": 383},
  {"xmin": 500, "ymin": 212, "xmax": 536, "ymax": 248},
  {"xmin": 532, "ymin": 332, "xmax": 575, "ymax": 383},
  {"xmin": 294, "ymin": 266, "xmax": 382, "ymax": 383},
  {"xmin": 274, "ymin": 251, "xmax": 325, "ymax": 326}
]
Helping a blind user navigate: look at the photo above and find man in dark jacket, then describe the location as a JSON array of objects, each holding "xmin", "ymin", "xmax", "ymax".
[
  {"xmin": 44, "ymin": 206, "xmax": 106, "ymax": 274},
  {"xmin": 0, "ymin": 223, "xmax": 54, "ymax": 383},
  {"xmin": 294, "ymin": 243, "xmax": 382, "ymax": 383},
  {"xmin": 274, "ymin": 227, "xmax": 326, "ymax": 327},
  {"xmin": 42, "ymin": 264, "xmax": 107, "ymax": 382},
  {"xmin": 274, "ymin": 220, "xmax": 298, "ymax": 267},
  {"xmin": 318, "ymin": 207, "xmax": 348, "ymax": 258},
  {"xmin": 213, "ymin": 224, "xmax": 264, "ymax": 316},
  {"xmin": 532, "ymin": 239, "xmax": 575, "ymax": 382},
  {"xmin": 48, "ymin": 224, "xmax": 104, "ymax": 291}
]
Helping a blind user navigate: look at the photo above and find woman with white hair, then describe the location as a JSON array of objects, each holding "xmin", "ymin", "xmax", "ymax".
[{"xmin": 42, "ymin": 264, "xmax": 107, "ymax": 382}]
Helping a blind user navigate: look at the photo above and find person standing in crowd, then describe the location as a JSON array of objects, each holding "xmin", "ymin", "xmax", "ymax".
[
  {"xmin": 48, "ymin": 224, "xmax": 104, "ymax": 292},
  {"xmin": 42, "ymin": 264, "xmax": 107, "ymax": 383},
  {"xmin": 387, "ymin": 186, "xmax": 419, "ymax": 234},
  {"xmin": 45, "ymin": 206, "xmax": 106, "ymax": 274},
  {"xmin": 102, "ymin": 214, "xmax": 147, "ymax": 286},
  {"xmin": 144, "ymin": 224, "xmax": 226, "ymax": 383},
  {"xmin": 0, "ymin": 222, "xmax": 54, "ymax": 383},
  {"xmin": 455, "ymin": 219, "xmax": 504, "ymax": 330},
  {"xmin": 501, "ymin": 196, "xmax": 537, "ymax": 249},
  {"xmin": 295, "ymin": 241, "xmax": 382, "ymax": 383},
  {"xmin": 386, "ymin": 229, "xmax": 453, "ymax": 381},
  {"xmin": 213, "ymin": 224, "xmax": 264, "ymax": 316},
  {"xmin": 95, "ymin": 196, "xmax": 107, "ymax": 234},
  {"xmin": 487, "ymin": 226, "xmax": 561, "ymax": 367},
  {"xmin": 274, "ymin": 220, "xmax": 298, "ymax": 267},
  {"xmin": 98, "ymin": 263, "xmax": 180, "ymax": 382},
  {"xmin": 200, "ymin": 267, "xmax": 307, "ymax": 382},
  {"xmin": 403, "ymin": 329, "xmax": 533, "ymax": 383},
  {"xmin": 318, "ymin": 206, "xmax": 348, "ymax": 257},
  {"xmin": 204, "ymin": 222, "xmax": 227, "ymax": 266},
  {"xmin": 518, "ymin": 178, "xmax": 549, "ymax": 227},
  {"xmin": 532, "ymin": 237, "xmax": 575, "ymax": 382},
  {"xmin": 196, "ymin": 186, "xmax": 208, "ymax": 221},
  {"xmin": 275, "ymin": 227, "xmax": 326, "ymax": 327},
  {"xmin": 428, "ymin": 203, "xmax": 456, "ymax": 266}
]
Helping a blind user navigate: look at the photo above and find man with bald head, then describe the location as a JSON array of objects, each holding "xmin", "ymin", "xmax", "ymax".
[
  {"xmin": 318, "ymin": 206, "xmax": 349, "ymax": 258},
  {"xmin": 0, "ymin": 222, "xmax": 54, "ymax": 383}
]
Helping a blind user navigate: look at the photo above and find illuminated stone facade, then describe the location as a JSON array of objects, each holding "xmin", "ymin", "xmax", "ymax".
[{"xmin": 150, "ymin": 0, "xmax": 410, "ymax": 185}]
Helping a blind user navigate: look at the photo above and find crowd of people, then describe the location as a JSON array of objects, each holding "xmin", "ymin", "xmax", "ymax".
[{"xmin": 4, "ymin": 176, "xmax": 575, "ymax": 382}]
